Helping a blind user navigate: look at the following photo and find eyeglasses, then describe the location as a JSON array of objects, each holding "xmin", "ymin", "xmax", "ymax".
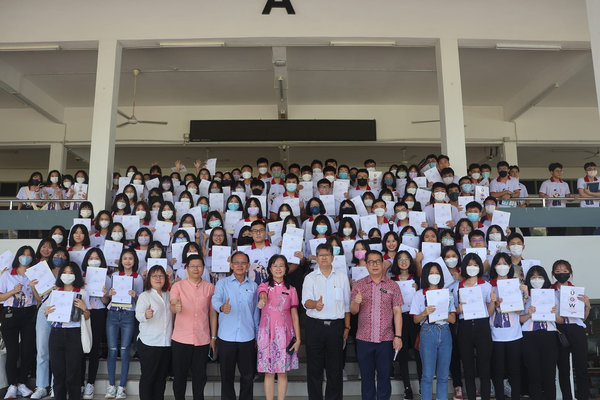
[
  {"xmin": 251, "ymin": 229, "xmax": 266, "ymax": 234},
  {"xmin": 398, "ymin": 258, "xmax": 410, "ymax": 262},
  {"xmin": 232, "ymin": 261, "xmax": 248, "ymax": 266},
  {"xmin": 317, "ymin": 254, "xmax": 332, "ymax": 258},
  {"xmin": 150, "ymin": 275, "xmax": 165, "ymax": 279},
  {"xmin": 188, "ymin": 265, "xmax": 203, "ymax": 269},
  {"xmin": 367, "ymin": 260, "xmax": 383, "ymax": 266},
  {"xmin": 213, "ymin": 234, "xmax": 225, "ymax": 238},
  {"xmin": 471, "ymin": 238, "xmax": 485, "ymax": 242},
  {"xmin": 318, "ymin": 185, "xmax": 330, "ymax": 189}
]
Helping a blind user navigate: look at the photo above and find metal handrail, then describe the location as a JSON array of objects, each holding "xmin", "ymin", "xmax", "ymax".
[
  {"xmin": 0, "ymin": 199, "xmax": 83, "ymax": 210},
  {"xmin": 491, "ymin": 196, "xmax": 582, "ymax": 208}
]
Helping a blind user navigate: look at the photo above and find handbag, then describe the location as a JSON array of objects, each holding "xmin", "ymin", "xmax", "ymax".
[
  {"xmin": 414, "ymin": 333, "xmax": 421, "ymax": 351},
  {"xmin": 554, "ymin": 323, "xmax": 570, "ymax": 348},
  {"xmin": 80, "ymin": 314, "xmax": 92, "ymax": 353}
]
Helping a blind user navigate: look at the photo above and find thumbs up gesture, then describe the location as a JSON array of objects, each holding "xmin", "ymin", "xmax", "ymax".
[
  {"xmin": 355, "ymin": 289, "xmax": 363, "ymax": 305},
  {"xmin": 221, "ymin": 298, "xmax": 231, "ymax": 314},
  {"xmin": 145, "ymin": 304, "xmax": 154, "ymax": 319},
  {"xmin": 316, "ymin": 296, "xmax": 324, "ymax": 312},
  {"xmin": 174, "ymin": 299, "xmax": 182, "ymax": 314}
]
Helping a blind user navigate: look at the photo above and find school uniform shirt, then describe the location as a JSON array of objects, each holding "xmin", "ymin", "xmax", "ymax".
[
  {"xmin": 243, "ymin": 242, "xmax": 279, "ymax": 285},
  {"xmin": 577, "ymin": 176, "xmax": 599, "ymax": 208},
  {"xmin": 16, "ymin": 186, "xmax": 45, "ymax": 208},
  {"xmin": 520, "ymin": 297, "xmax": 557, "ymax": 332},
  {"xmin": 84, "ymin": 273, "xmax": 111, "ymax": 310},
  {"xmin": 392, "ymin": 220, "xmax": 410, "ymax": 235},
  {"xmin": 301, "ymin": 215, "xmax": 337, "ymax": 236},
  {"xmin": 409, "ymin": 288, "xmax": 456, "ymax": 325},
  {"xmin": 376, "ymin": 218, "xmax": 392, "ymax": 236},
  {"xmin": 452, "ymin": 278, "xmax": 492, "ymax": 320},
  {"xmin": 423, "ymin": 203, "xmax": 460, "ymax": 228},
  {"xmin": 270, "ymin": 191, "xmax": 300, "ymax": 219},
  {"xmin": 266, "ymin": 179, "xmax": 285, "ymax": 206},
  {"xmin": 539, "ymin": 177, "xmax": 570, "ymax": 208},
  {"xmin": 302, "ymin": 267, "xmax": 351, "ymax": 320},
  {"xmin": 489, "ymin": 177, "xmax": 521, "ymax": 208},
  {"xmin": 0, "ymin": 268, "xmax": 37, "ymax": 307},
  {"xmin": 107, "ymin": 271, "xmax": 144, "ymax": 311},
  {"xmin": 552, "ymin": 282, "xmax": 586, "ymax": 328},
  {"xmin": 90, "ymin": 231, "xmax": 107, "ymax": 249},
  {"xmin": 233, "ymin": 218, "xmax": 254, "ymax": 239},
  {"xmin": 50, "ymin": 287, "xmax": 92, "ymax": 328},
  {"xmin": 517, "ymin": 182, "xmax": 529, "ymax": 206},
  {"xmin": 135, "ymin": 289, "xmax": 173, "ymax": 347},
  {"xmin": 349, "ymin": 186, "xmax": 380, "ymax": 199},
  {"xmin": 488, "ymin": 282, "xmax": 523, "ymax": 342}
]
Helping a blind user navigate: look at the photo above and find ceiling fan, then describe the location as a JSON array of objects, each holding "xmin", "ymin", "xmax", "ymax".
[
  {"xmin": 399, "ymin": 148, "xmax": 417, "ymax": 165},
  {"xmin": 117, "ymin": 69, "xmax": 168, "ymax": 128},
  {"xmin": 552, "ymin": 148, "xmax": 600, "ymax": 160}
]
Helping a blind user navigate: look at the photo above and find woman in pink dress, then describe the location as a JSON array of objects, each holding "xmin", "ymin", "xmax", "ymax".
[{"xmin": 257, "ymin": 254, "xmax": 301, "ymax": 400}]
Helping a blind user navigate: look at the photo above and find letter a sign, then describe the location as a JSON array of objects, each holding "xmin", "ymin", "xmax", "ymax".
[{"xmin": 263, "ymin": 0, "xmax": 295, "ymax": 14}]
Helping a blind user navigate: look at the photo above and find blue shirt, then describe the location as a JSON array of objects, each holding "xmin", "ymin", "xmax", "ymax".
[{"xmin": 212, "ymin": 274, "xmax": 260, "ymax": 342}]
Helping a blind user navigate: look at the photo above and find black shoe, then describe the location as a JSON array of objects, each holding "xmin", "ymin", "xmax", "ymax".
[
  {"xmin": 133, "ymin": 352, "xmax": 139, "ymax": 360},
  {"xmin": 404, "ymin": 386, "xmax": 414, "ymax": 400}
]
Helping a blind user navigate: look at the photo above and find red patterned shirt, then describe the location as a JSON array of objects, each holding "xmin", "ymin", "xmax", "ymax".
[{"xmin": 351, "ymin": 275, "xmax": 403, "ymax": 343}]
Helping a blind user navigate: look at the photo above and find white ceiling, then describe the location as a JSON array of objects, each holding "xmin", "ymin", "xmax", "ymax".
[{"xmin": 0, "ymin": 46, "xmax": 595, "ymax": 108}]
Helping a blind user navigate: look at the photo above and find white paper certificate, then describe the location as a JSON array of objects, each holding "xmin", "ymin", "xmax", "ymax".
[
  {"xmin": 434, "ymin": 203, "xmax": 452, "ymax": 229},
  {"xmin": 465, "ymin": 247, "xmax": 487, "ymax": 261},
  {"xmin": 281, "ymin": 233, "xmax": 303, "ymax": 264},
  {"xmin": 460, "ymin": 286, "xmax": 487, "ymax": 320},
  {"xmin": 351, "ymin": 196, "xmax": 369, "ymax": 217},
  {"xmin": 68, "ymin": 250, "xmax": 88, "ymax": 269},
  {"xmin": 47, "ymin": 290, "xmax": 74, "ymax": 323},
  {"xmin": 72, "ymin": 218, "xmax": 92, "ymax": 233},
  {"xmin": 320, "ymin": 195, "xmax": 336, "ymax": 216},
  {"xmin": 426, "ymin": 289, "xmax": 450, "ymax": 322},
  {"xmin": 497, "ymin": 278, "xmax": 524, "ymax": 312},
  {"xmin": 333, "ymin": 180, "xmax": 350, "ymax": 202},
  {"xmin": 475, "ymin": 186, "xmax": 490, "ymax": 204},
  {"xmin": 309, "ymin": 238, "xmax": 327, "ymax": 256},
  {"xmin": 282, "ymin": 197, "xmax": 301, "ymax": 217},
  {"xmin": 342, "ymin": 240, "xmax": 356, "ymax": 265},
  {"xmin": 225, "ymin": 210, "xmax": 243, "ymax": 232},
  {"xmin": 458, "ymin": 196, "xmax": 474, "ymax": 219},
  {"xmin": 205, "ymin": 158, "xmax": 217, "ymax": 176},
  {"xmin": 531, "ymin": 288, "xmax": 556, "ymax": 322},
  {"xmin": 559, "ymin": 286, "xmax": 585, "ymax": 319},
  {"xmin": 199, "ymin": 180, "xmax": 211, "ymax": 198},
  {"xmin": 267, "ymin": 221, "xmax": 283, "ymax": 246},
  {"xmin": 285, "ymin": 226, "xmax": 304, "ymax": 238},
  {"xmin": 351, "ymin": 266, "xmax": 369, "ymax": 281},
  {"xmin": 145, "ymin": 178, "xmax": 159, "ymax": 191},
  {"xmin": 408, "ymin": 211, "xmax": 427, "ymax": 235},
  {"xmin": 25, "ymin": 261, "xmax": 56, "ymax": 296},
  {"xmin": 332, "ymin": 256, "xmax": 347, "ymax": 272},
  {"xmin": 521, "ymin": 259, "xmax": 541, "ymax": 279},
  {"xmin": 424, "ymin": 168, "xmax": 442, "ymax": 184},
  {"xmin": 298, "ymin": 182, "xmax": 313, "ymax": 201},
  {"xmin": 209, "ymin": 193, "xmax": 225, "ymax": 212},
  {"xmin": 398, "ymin": 280, "xmax": 416, "ymax": 313},
  {"xmin": 211, "ymin": 246, "xmax": 231, "ymax": 273},
  {"xmin": 174, "ymin": 202, "xmax": 191, "ymax": 222},
  {"xmin": 154, "ymin": 221, "xmax": 173, "ymax": 246},
  {"xmin": 491, "ymin": 210, "xmax": 511, "ymax": 235},
  {"xmin": 421, "ymin": 242, "xmax": 441, "ymax": 262},
  {"xmin": 413, "ymin": 177, "xmax": 428, "ymax": 188},
  {"xmin": 402, "ymin": 235, "xmax": 420, "ymax": 250},
  {"xmin": 85, "ymin": 267, "xmax": 108, "ymax": 297},
  {"xmin": 415, "ymin": 188, "xmax": 431, "ymax": 208},
  {"xmin": 111, "ymin": 275, "xmax": 133, "ymax": 307},
  {"xmin": 103, "ymin": 240, "xmax": 124, "ymax": 268},
  {"xmin": 0, "ymin": 250, "xmax": 14, "ymax": 273},
  {"xmin": 121, "ymin": 215, "xmax": 140, "ymax": 240},
  {"xmin": 359, "ymin": 215, "xmax": 378, "ymax": 237},
  {"xmin": 170, "ymin": 242, "xmax": 187, "ymax": 270}
]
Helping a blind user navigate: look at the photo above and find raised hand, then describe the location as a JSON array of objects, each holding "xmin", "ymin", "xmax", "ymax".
[
  {"xmin": 145, "ymin": 304, "xmax": 154, "ymax": 319},
  {"xmin": 174, "ymin": 299, "xmax": 182, "ymax": 314},
  {"xmin": 257, "ymin": 294, "xmax": 267, "ymax": 309},
  {"xmin": 315, "ymin": 296, "xmax": 324, "ymax": 312},
  {"xmin": 354, "ymin": 289, "xmax": 363, "ymax": 304},
  {"xmin": 221, "ymin": 298, "xmax": 231, "ymax": 314}
]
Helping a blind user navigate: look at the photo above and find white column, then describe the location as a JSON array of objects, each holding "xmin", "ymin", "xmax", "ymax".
[
  {"xmin": 503, "ymin": 140, "xmax": 519, "ymax": 166},
  {"xmin": 436, "ymin": 38, "xmax": 467, "ymax": 177},
  {"xmin": 587, "ymin": 0, "xmax": 600, "ymax": 122},
  {"xmin": 87, "ymin": 40, "xmax": 122, "ymax": 211},
  {"xmin": 48, "ymin": 143, "xmax": 67, "ymax": 173}
]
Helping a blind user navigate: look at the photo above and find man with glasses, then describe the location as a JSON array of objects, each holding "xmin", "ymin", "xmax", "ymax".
[
  {"xmin": 489, "ymin": 161, "xmax": 520, "ymax": 208},
  {"xmin": 212, "ymin": 251, "xmax": 260, "ymax": 400},
  {"xmin": 302, "ymin": 243, "xmax": 351, "ymax": 400},
  {"xmin": 169, "ymin": 255, "xmax": 218, "ymax": 400},
  {"xmin": 244, "ymin": 220, "xmax": 279, "ymax": 285},
  {"xmin": 350, "ymin": 250, "xmax": 403, "ymax": 400}
]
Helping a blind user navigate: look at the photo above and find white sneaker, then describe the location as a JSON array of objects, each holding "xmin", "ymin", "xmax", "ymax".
[
  {"xmin": 17, "ymin": 384, "xmax": 33, "ymax": 397},
  {"xmin": 342, "ymin": 369, "xmax": 348, "ymax": 381},
  {"xmin": 105, "ymin": 385, "xmax": 117, "ymax": 399},
  {"xmin": 30, "ymin": 387, "xmax": 48, "ymax": 400},
  {"xmin": 323, "ymin": 371, "xmax": 327, "ymax": 381},
  {"xmin": 83, "ymin": 383, "xmax": 94, "ymax": 399},
  {"xmin": 50, "ymin": 388, "xmax": 54, "ymax": 398},
  {"xmin": 4, "ymin": 385, "xmax": 17, "ymax": 399},
  {"xmin": 504, "ymin": 379, "xmax": 512, "ymax": 398},
  {"xmin": 116, "ymin": 386, "xmax": 126, "ymax": 399}
]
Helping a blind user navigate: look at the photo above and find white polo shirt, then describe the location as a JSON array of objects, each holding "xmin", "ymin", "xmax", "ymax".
[
  {"xmin": 489, "ymin": 177, "xmax": 521, "ymax": 208},
  {"xmin": 0, "ymin": 268, "xmax": 37, "ymax": 307},
  {"xmin": 539, "ymin": 178, "xmax": 570, "ymax": 208},
  {"xmin": 577, "ymin": 176, "xmax": 599, "ymax": 208}
]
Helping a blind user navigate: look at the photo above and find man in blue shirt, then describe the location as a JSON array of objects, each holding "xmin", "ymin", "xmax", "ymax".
[{"xmin": 212, "ymin": 251, "xmax": 260, "ymax": 400}]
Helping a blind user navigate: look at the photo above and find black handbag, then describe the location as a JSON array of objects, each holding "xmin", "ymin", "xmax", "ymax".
[{"xmin": 555, "ymin": 324, "xmax": 570, "ymax": 348}]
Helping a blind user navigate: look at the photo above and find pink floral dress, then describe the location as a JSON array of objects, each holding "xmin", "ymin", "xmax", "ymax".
[{"xmin": 256, "ymin": 281, "xmax": 299, "ymax": 373}]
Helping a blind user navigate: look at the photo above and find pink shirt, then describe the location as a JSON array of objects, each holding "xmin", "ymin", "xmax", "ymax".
[
  {"xmin": 170, "ymin": 279, "xmax": 215, "ymax": 346},
  {"xmin": 351, "ymin": 275, "xmax": 403, "ymax": 343}
]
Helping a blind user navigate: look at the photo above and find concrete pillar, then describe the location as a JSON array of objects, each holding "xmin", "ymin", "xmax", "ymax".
[
  {"xmin": 587, "ymin": 0, "xmax": 600, "ymax": 125},
  {"xmin": 87, "ymin": 40, "xmax": 122, "ymax": 211},
  {"xmin": 48, "ymin": 143, "xmax": 67, "ymax": 173},
  {"xmin": 503, "ymin": 140, "xmax": 519, "ymax": 167},
  {"xmin": 436, "ymin": 38, "xmax": 468, "ymax": 177}
]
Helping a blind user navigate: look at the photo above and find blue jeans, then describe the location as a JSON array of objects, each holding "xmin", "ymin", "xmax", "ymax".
[
  {"xmin": 419, "ymin": 323, "xmax": 452, "ymax": 400},
  {"xmin": 36, "ymin": 303, "xmax": 53, "ymax": 388},
  {"xmin": 106, "ymin": 310, "xmax": 135, "ymax": 387},
  {"xmin": 356, "ymin": 339, "xmax": 394, "ymax": 400}
]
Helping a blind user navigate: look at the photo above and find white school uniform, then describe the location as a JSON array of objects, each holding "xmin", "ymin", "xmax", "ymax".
[{"xmin": 539, "ymin": 178, "xmax": 570, "ymax": 208}]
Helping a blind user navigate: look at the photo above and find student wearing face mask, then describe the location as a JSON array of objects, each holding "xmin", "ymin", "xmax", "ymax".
[
  {"xmin": 489, "ymin": 161, "xmax": 520, "ymax": 208},
  {"xmin": 91, "ymin": 211, "xmax": 113, "ymax": 249},
  {"xmin": 441, "ymin": 167, "xmax": 460, "ymax": 185},
  {"xmin": 481, "ymin": 196, "xmax": 499, "ymax": 230},
  {"xmin": 468, "ymin": 163, "xmax": 482, "ymax": 185},
  {"xmin": 306, "ymin": 216, "xmax": 333, "ymax": 264},
  {"xmin": 479, "ymin": 164, "xmax": 492, "ymax": 187},
  {"xmin": 180, "ymin": 213, "xmax": 201, "ymax": 243},
  {"xmin": 424, "ymin": 183, "xmax": 459, "ymax": 229},
  {"xmin": 486, "ymin": 225, "xmax": 506, "ymax": 250},
  {"xmin": 122, "ymin": 184, "xmax": 138, "ymax": 208},
  {"xmin": 59, "ymin": 174, "xmax": 75, "ymax": 208},
  {"xmin": 106, "ymin": 223, "xmax": 128, "ymax": 258},
  {"xmin": 381, "ymin": 171, "xmax": 398, "ymax": 199},
  {"xmin": 299, "ymin": 165, "xmax": 313, "ymax": 186},
  {"xmin": 225, "ymin": 193, "xmax": 243, "ymax": 221},
  {"xmin": 111, "ymin": 193, "xmax": 131, "ymax": 217},
  {"xmin": 79, "ymin": 249, "xmax": 111, "ymax": 399},
  {"xmin": 488, "ymin": 253, "xmax": 527, "ymax": 400},
  {"xmin": 270, "ymin": 173, "xmax": 303, "ymax": 222},
  {"xmin": 402, "ymin": 193, "xmax": 421, "ymax": 213},
  {"xmin": 77, "ymin": 201, "xmax": 95, "ymax": 230},
  {"xmin": 551, "ymin": 260, "xmax": 590, "ymax": 400},
  {"xmin": 111, "ymin": 172, "xmax": 121, "ymax": 202},
  {"xmin": 409, "ymin": 262, "xmax": 456, "ymax": 400},
  {"xmin": 244, "ymin": 220, "xmax": 280, "ymax": 285},
  {"xmin": 338, "ymin": 217, "xmax": 358, "ymax": 241},
  {"xmin": 16, "ymin": 172, "xmax": 45, "ymax": 238},
  {"xmin": 336, "ymin": 164, "xmax": 350, "ymax": 181},
  {"xmin": 463, "ymin": 201, "xmax": 488, "ymax": 235},
  {"xmin": 302, "ymin": 198, "xmax": 337, "ymax": 236},
  {"xmin": 273, "ymin": 203, "xmax": 299, "ymax": 228},
  {"xmin": 446, "ymin": 183, "xmax": 462, "ymax": 215},
  {"xmin": 0, "ymin": 246, "xmax": 40, "ymax": 398},
  {"xmin": 360, "ymin": 191, "xmax": 376, "ymax": 216},
  {"xmin": 265, "ymin": 162, "xmax": 285, "ymax": 202},
  {"xmin": 577, "ymin": 162, "xmax": 600, "ymax": 235},
  {"xmin": 233, "ymin": 198, "xmax": 264, "ymax": 242},
  {"xmin": 371, "ymin": 199, "xmax": 392, "ymax": 236},
  {"xmin": 502, "ymin": 233, "xmax": 526, "ymax": 285},
  {"xmin": 453, "ymin": 253, "xmax": 495, "ymax": 400},
  {"xmin": 43, "ymin": 170, "xmax": 64, "ymax": 211},
  {"xmin": 440, "ymin": 229, "xmax": 455, "ymax": 248},
  {"xmin": 349, "ymin": 169, "xmax": 379, "ymax": 198},
  {"xmin": 458, "ymin": 176, "xmax": 474, "ymax": 198},
  {"xmin": 133, "ymin": 201, "xmax": 152, "ymax": 228},
  {"xmin": 239, "ymin": 165, "xmax": 254, "ymax": 193},
  {"xmin": 392, "ymin": 202, "xmax": 411, "ymax": 234},
  {"xmin": 157, "ymin": 201, "xmax": 178, "ymax": 233},
  {"xmin": 520, "ymin": 266, "xmax": 559, "ymax": 400},
  {"xmin": 195, "ymin": 196, "xmax": 210, "ymax": 223}
]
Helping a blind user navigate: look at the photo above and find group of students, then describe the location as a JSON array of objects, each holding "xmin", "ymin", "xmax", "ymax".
[{"xmin": 4, "ymin": 154, "xmax": 595, "ymax": 400}]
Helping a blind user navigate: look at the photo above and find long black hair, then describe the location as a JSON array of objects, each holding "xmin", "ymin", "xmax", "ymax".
[
  {"xmin": 421, "ymin": 262, "xmax": 445, "ymax": 290},
  {"xmin": 55, "ymin": 262, "xmax": 85, "ymax": 289},
  {"xmin": 266, "ymin": 254, "xmax": 291, "ymax": 289},
  {"xmin": 525, "ymin": 265, "xmax": 552, "ymax": 291},
  {"xmin": 391, "ymin": 250, "xmax": 417, "ymax": 277}
]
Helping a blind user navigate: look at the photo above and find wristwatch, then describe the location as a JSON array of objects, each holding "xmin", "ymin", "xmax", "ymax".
[
  {"xmin": 344, "ymin": 326, "xmax": 350, "ymax": 330},
  {"xmin": 211, "ymin": 336, "xmax": 218, "ymax": 340},
  {"xmin": 394, "ymin": 335, "xmax": 402, "ymax": 339}
]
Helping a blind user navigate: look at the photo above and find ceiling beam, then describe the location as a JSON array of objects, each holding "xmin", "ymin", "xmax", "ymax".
[
  {"xmin": 503, "ymin": 52, "xmax": 592, "ymax": 122},
  {"xmin": 0, "ymin": 59, "xmax": 64, "ymax": 123},
  {"xmin": 272, "ymin": 46, "xmax": 288, "ymax": 119}
]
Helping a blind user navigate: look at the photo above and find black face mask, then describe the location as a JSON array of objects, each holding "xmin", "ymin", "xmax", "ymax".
[
  {"xmin": 222, "ymin": 179, "xmax": 231, "ymax": 186},
  {"xmin": 31, "ymin": 179, "xmax": 40, "ymax": 186},
  {"xmin": 498, "ymin": 171, "xmax": 508, "ymax": 178},
  {"xmin": 369, "ymin": 237, "xmax": 382, "ymax": 244},
  {"xmin": 252, "ymin": 188, "xmax": 263, "ymax": 195},
  {"xmin": 554, "ymin": 273, "xmax": 570, "ymax": 284},
  {"xmin": 150, "ymin": 174, "xmax": 161, "ymax": 180},
  {"xmin": 237, "ymin": 236, "xmax": 254, "ymax": 246},
  {"xmin": 448, "ymin": 192, "xmax": 460, "ymax": 202},
  {"xmin": 357, "ymin": 178, "xmax": 368, "ymax": 187}
]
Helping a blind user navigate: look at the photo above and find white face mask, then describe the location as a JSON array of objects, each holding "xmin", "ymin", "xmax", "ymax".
[
  {"xmin": 489, "ymin": 233, "xmax": 502, "ymax": 242},
  {"xmin": 182, "ymin": 223, "xmax": 193, "ymax": 228},
  {"xmin": 117, "ymin": 201, "xmax": 127, "ymax": 210},
  {"xmin": 444, "ymin": 257, "xmax": 458, "ymax": 268},
  {"xmin": 136, "ymin": 210, "xmax": 146, "ymax": 220},
  {"xmin": 150, "ymin": 249, "xmax": 162, "ymax": 258},
  {"xmin": 343, "ymin": 228, "xmax": 353, "ymax": 236},
  {"xmin": 125, "ymin": 192, "xmax": 134, "ymax": 199},
  {"xmin": 530, "ymin": 278, "xmax": 545, "ymax": 289},
  {"xmin": 162, "ymin": 210, "xmax": 173, "ymax": 220},
  {"xmin": 396, "ymin": 211, "xmax": 408, "ymax": 221},
  {"xmin": 52, "ymin": 234, "xmax": 64, "ymax": 244},
  {"xmin": 509, "ymin": 244, "xmax": 523, "ymax": 257},
  {"xmin": 442, "ymin": 177, "xmax": 454, "ymax": 185},
  {"xmin": 60, "ymin": 274, "xmax": 75, "ymax": 285},
  {"xmin": 366, "ymin": 167, "xmax": 376, "ymax": 172},
  {"xmin": 302, "ymin": 174, "xmax": 312, "ymax": 182},
  {"xmin": 279, "ymin": 211, "xmax": 291, "ymax": 220},
  {"xmin": 325, "ymin": 175, "xmax": 335, "ymax": 183},
  {"xmin": 466, "ymin": 266, "xmax": 480, "ymax": 277},
  {"xmin": 286, "ymin": 224, "xmax": 297, "ymax": 230},
  {"xmin": 76, "ymin": 177, "xmax": 85, "ymax": 184},
  {"xmin": 434, "ymin": 192, "xmax": 446, "ymax": 202},
  {"xmin": 471, "ymin": 172, "xmax": 481, "ymax": 180},
  {"xmin": 405, "ymin": 201, "xmax": 415, "ymax": 209},
  {"xmin": 364, "ymin": 199, "xmax": 373, "ymax": 207},
  {"xmin": 374, "ymin": 208, "xmax": 386, "ymax": 217},
  {"xmin": 63, "ymin": 181, "xmax": 72, "ymax": 189},
  {"xmin": 80, "ymin": 209, "xmax": 92, "ymax": 218},
  {"xmin": 407, "ymin": 187, "xmax": 417, "ymax": 195},
  {"xmin": 235, "ymin": 188, "xmax": 245, "ymax": 193},
  {"xmin": 133, "ymin": 179, "xmax": 142, "ymax": 185},
  {"xmin": 112, "ymin": 178, "xmax": 119, "ymax": 185},
  {"xmin": 495, "ymin": 264, "xmax": 510, "ymax": 277},
  {"xmin": 485, "ymin": 205, "xmax": 496, "ymax": 215},
  {"xmin": 312, "ymin": 168, "xmax": 322, "ymax": 174},
  {"xmin": 127, "ymin": 171, "xmax": 135, "ymax": 178},
  {"xmin": 428, "ymin": 274, "xmax": 441, "ymax": 285},
  {"xmin": 398, "ymin": 171, "xmax": 407, "ymax": 179},
  {"xmin": 181, "ymin": 198, "xmax": 190, "ymax": 203},
  {"xmin": 588, "ymin": 170, "xmax": 598, "ymax": 177},
  {"xmin": 382, "ymin": 195, "xmax": 392, "ymax": 202},
  {"xmin": 50, "ymin": 176, "xmax": 59, "ymax": 184},
  {"xmin": 111, "ymin": 231, "xmax": 123, "ymax": 241},
  {"xmin": 99, "ymin": 220, "xmax": 110, "ymax": 229},
  {"xmin": 258, "ymin": 167, "xmax": 268, "ymax": 175},
  {"xmin": 188, "ymin": 188, "xmax": 198, "ymax": 194},
  {"xmin": 242, "ymin": 171, "xmax": 252, "ymax": 180},
  {"xmin": 87, "ymin": 259, "xmax": 101, "ymax": 268}
]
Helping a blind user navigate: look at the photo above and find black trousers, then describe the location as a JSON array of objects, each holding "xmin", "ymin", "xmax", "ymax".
[
  {"xmin": 171, "ymin": 340, "xmax": 208, "ymax": 400},
  {"xmin": 218, "ymin": 338, "xmax": 254, "ymax": 400},
  {"xmin": 491, "ymin": 339, "xmax": 522, "ymax": 400},
  {"xmin": 138, "ymin": 339, "xmax": 171, "ymax": 400},
  {"xmin": 305, "ymin": 317, "xmax": 344, "ymax": 400},
  {"xmin": 458, "ymin": 318, "xmax": 493, "ymax": 400},
  {"xmin": 557, "ymin": 324, "xmax": 589, "ymax": 400},
  {"xmin": 449, "ymin": 322, "xmax": 463, "ymax": 389},
  {"xmin": 396, "ymin": 312, "xmax": 422, "ymax": 388},
  {"xmin": 2, "ymin": 306, "xmax": 36, "ymax": 385},
  {"xmin": 49, "ymin": 327, "xmax": 83, "ymax": 400},
  {"xmin": 81, "ymin": 308, "xmax": 106, "ymax": 385},
  {"xmin": 522, "ymin": 330, "xmax": 558, "ymax": 400}
]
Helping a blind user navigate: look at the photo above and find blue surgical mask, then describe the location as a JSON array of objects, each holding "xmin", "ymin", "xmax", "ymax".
[
  {"xmin": 403, "ymin": 232, "xmax": 415, "ymax": 237},
  {"xmin": 286, "ymin": 183, "xmax": 297, "ymax": 192},
  {"xmin": 228, "ymin": 202, "xmax": 240, "ymax": 211},
  {"xmin": 310, "ymin": 206, "xmax": 321, "ymax": 215},
  {"xmin": 209, "ymin": 220, "xmax": 221, "ymax": 228},
  {"xmin": 461, "ymin": 183, "xmax": 473, "ymax": 193},
  {"xmin": 19, "ymin": 256, "xmax": 33, "ymax": 266},
  {"xmin": 467, "ymin": 213, "xmax": 480, "ymax": 223},
  {"xmin": 333, "ymin": 246, "xmax": 341, "ymax": 256},
  {"xmin": 175, "ymin": 237, "xmax": 187, "ymax": 243},
  {"xmin": 384, "ymin": 179, "xmax": 394, "ymax": 186},
  {"xmin": 482, "ymin": 172, "xmax": 491, "ymax": 179},
  {"xmin": 316, "ymin": 225, "xmax": 328, "ymax": 235},
  {"xmin": 52, "ymin": 257, "xmax": 67, "ymax": 267},
  {"xmin": 338, "ymin": 172, "xmax": 348, "ymax": 180},
  {"xmin": 429, "ymin": 163, "xmax": 437, "ymax": 169},
  {"xmin": 200, "ymin": 204, "xmax": 209, "ymax": 213}
]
